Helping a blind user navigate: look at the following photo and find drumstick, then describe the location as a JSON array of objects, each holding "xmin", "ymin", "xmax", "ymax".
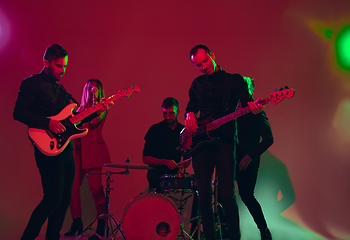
[{"xmin": 178, "ymin": 157, "xmax": 192, "ymax": 167}]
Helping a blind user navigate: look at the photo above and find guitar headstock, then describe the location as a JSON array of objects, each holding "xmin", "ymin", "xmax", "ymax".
[
  {"xmin": 267, "ymin": 86, "xmax": 295, "ymax": 104},
  {"xmin": 119, "ymin": 86, "xmax": 140, "ymax": 97},
  {"xmin": 107, "ymin": 86, "xmax": 140, "ymax": 99}
]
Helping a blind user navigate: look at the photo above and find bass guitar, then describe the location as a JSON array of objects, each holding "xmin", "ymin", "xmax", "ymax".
[
  {"xmin": 28, "ymin": 86, "xmax": 140, "ymax": 156},
  {"xmin": 180, "ymin": 87, "xmax": 295, "ymax": 156}
]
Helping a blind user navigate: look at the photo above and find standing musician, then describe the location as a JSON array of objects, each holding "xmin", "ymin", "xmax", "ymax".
[
  {"xmin": 184, "ymin": 44, "xmax": 263, "ymax": 240},
  {"xmin": 142, "ymin": 97, "xmax": 190, "ymax": 193},
  {"xmin": 235, "ymin": 77, "xmax": 273, "ymax": 240},
  {"xmin": 64, "ymin": 79, "xmax": 111, "ymax": 240},
  {"xmin": 13, "ymin": 44, "xmax": 75, "ymax": 240}
]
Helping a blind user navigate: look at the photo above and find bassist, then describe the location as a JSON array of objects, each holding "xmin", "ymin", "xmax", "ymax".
[{"xmin": 184, "ymin": 44, "xmax": 263, "ymax": 240}]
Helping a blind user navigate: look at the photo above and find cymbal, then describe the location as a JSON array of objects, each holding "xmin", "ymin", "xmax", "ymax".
[{"xmin": 103, "ymin": 162, "xmax": 154, "ymax": 170}]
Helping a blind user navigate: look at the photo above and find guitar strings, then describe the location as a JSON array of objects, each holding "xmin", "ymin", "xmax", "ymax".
[
  {"xmin": 179, "ymin": 90, "xmax": 291, "ymax": 142},
  {"xmin": 180, "ymin": 106, "xmax": 252, "ymax": 141}
]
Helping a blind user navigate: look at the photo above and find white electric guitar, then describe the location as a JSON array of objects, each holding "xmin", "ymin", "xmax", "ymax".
[{"xmin": 28, "ymin": 86, "xmax": 140, "ymax": 156}]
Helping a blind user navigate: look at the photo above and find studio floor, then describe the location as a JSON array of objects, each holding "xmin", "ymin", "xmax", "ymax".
[{"xmin": 14, "ymin": 220, "xmax": 328, "ymax": 240}]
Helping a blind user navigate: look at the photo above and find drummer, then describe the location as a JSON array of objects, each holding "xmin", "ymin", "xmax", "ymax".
[{"xmin": 142, "ymin": 97, "xmax": 191, "ymax": 193}]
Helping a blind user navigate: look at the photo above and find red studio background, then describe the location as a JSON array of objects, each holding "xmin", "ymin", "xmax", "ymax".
[{"xmin": 1, "ymin": 0, "xmax": 350, "ymax": 239}]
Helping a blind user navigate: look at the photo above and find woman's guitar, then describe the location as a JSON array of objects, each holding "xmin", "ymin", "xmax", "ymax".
[
  {"xmin": 28, "ymin": 86, "xmax": 140, "ymax": 156},
  {"xmin": 180, "ymin": 87, "xmax": 295, "ymax": 156}
]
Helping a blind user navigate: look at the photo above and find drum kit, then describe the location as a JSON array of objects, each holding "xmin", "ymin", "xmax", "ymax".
[{"xmin": 77, "ymin": 158, "xmax": 200, "ymax": 240}]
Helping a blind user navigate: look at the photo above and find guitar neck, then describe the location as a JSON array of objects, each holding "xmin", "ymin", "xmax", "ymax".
[
  {"xmin": 208, "ymin": 98, "xmax": 269, "ymax": 130},
  {"xmin": 70, "ymin": 93, "xmax": 119, "ymax": 124}
]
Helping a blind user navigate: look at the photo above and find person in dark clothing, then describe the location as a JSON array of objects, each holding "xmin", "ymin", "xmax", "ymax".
[
  {"xmin": 236, "ymin": 77, "xmax": 273, "ymax": 240},
  {"xmin": 143, "ymin": 97, "xmax": 190, "ymax": 193},
  {"xmin": 13, "ymin": 44, "xmax": 75, "ymax": 240},
  {"xmin": 184, "ymin": 44, "xmax": 263, "ymax": 240}
]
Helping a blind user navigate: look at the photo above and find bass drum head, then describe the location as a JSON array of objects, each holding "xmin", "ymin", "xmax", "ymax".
[{"xmin": 122, "ymin": 193, "xmax": 180, "ymax": 240}]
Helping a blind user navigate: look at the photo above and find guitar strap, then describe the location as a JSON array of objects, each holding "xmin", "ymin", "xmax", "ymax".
[{"xmin": 56, "ymin": 83, "xmax": 80, "ymax": 107}]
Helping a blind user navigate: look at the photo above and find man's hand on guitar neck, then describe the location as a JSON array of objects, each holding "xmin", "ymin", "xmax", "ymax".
[
  {"xmin": 248, "ymin": 97, "xmax": 264, "ymax": 114},
  {"xmin": 185, "ymin": 112, "xmax": 198, "ymax": 133},
  {"xmin": 49, "ymin": 119, "xmax": 66, "ymax": 134}
]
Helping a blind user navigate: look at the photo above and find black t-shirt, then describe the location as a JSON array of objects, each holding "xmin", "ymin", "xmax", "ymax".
[{"xmin": 143, "ymin": 120, "xmax": 184, "ymax": 190}]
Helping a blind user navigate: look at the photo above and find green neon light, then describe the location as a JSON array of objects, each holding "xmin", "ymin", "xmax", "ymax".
[{"xmin": 335, "ymin": 26, "xmax": 350, "ymax": 70}]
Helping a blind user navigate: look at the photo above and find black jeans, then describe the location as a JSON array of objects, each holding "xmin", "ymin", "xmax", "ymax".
[
  {"xmin": 192, "ymin": 141, "xmax": 240, "ymax": 240},
  {"xmin": 236, "ymin": 164, "xmax": 267, "ymax": 230},
  {"xmin": 21, "ymin": 148, "xmax": 75, "ymax": 240}
]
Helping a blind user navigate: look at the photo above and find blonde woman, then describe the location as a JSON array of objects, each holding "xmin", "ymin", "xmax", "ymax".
[{"xmin": 65, "ymin": 79, "xmax": 111, "ymax": 240}]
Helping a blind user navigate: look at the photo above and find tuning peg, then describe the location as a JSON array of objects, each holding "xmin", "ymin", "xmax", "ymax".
[
  {"xmin": 279, "ymin": 87, "xmax": 284, "ymax": 91},
  {"xmin": 284, "ymin": 86, "xmax": 289, "ymax": 89},
  {"xmin": 274, "ymin": 89, "xmax": 279, "ymax": 92}
]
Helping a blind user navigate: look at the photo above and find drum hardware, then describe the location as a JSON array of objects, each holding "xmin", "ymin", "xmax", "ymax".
[
  {"xmin": 161, "ymin": 173, "xmax": 199, "ymax": 240},
  {"xmin": 188, "ymin": 215, "xmax": 202, "ymax": 240},
  {"xmin": 77, "ymin": 169, "xmax": 129, "ymax": 240},
  {"xmin": 165, "ymin": 192, "xmax": 193, "ymax": 215},
  {"xmin": 103, "ymin": 158, "xmax": 155, "ymax": 170},
  {"xmin": 212, "ymin": 171, "xmax": 224, "ymax": 240},
  {"xmin": 164, "ymin": 192, "xmax": 195, "ymax": 240},
  {"xmin": 76, "ymin": 159, "xmax": 156, "ymax": 239},
  {"xmin": 160, "ymin": 173, "xmax": 196, "ymax": 193},
  {"xmin": 176, "ymin": 190, "xmax": 201, "ymax": 240}
]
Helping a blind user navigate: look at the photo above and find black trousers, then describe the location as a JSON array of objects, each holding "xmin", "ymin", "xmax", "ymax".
[
  {"xmin": 21, "ymin": 147, "xmax": 75, "ymax": 240},
  {"xmin": 192, "ymin": 141, "xmax": 240, "ymax": 240},
  {"xmin": 236, "ymin": 163, "xmax": 267, "ymax": 230}
]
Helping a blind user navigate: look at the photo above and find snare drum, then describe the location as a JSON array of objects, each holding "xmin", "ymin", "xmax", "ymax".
[
  {"xmin": 161, "ymin": 173, "xmax": 196, "ymax": 193},
  {"xmin": 122, "ymin": 193, "xmax": 180, "ymax": 240}
]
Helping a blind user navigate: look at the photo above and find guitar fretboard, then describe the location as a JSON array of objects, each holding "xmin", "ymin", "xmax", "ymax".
[
  {"xmin": 69, "ymin": 93, "xmax": 118, "ymax": 124},
  {"xmin": 180, "ymin": 87, "xmax": 295, "ymax": 149},
  {"xmin": 208, "ymin": 98, "xmax": 269, "ymax": 131}
]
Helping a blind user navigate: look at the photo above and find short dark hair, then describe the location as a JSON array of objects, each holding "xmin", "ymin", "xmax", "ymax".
[
  {"xmin": 161, "ymin": 97, "xmax": 179, "ymax": 109},
  {"xmin": 189, "ymin": 44, "xmax": 211, "ymax": 59},
  {"xmin": 43, "ymin": 44, "xmax": 67, "ymax": 62}
]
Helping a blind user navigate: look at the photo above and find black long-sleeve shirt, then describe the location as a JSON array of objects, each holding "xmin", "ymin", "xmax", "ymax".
[
  {"xmin": 237, "ymin": 110, "xmax": 274, "ymax": 168},
  {"xmin": 13, "ymin": 70, "xmax": 71, "ymax": 129},
  {"xmin": 13, "ymin": 70, "xmax": 73, "ymax": 150},
  {"xmin": 185, "ymin": 67, "xmax": 254, "ymax": 142}
]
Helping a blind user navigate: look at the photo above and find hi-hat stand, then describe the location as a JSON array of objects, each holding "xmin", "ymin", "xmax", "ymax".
[
  {"xmin": 212, "ymin": 172, "xmax": 224, "ymax": 240},
  {"xmin": 77, "ymin": 169, "xmax": 129, "ymax": 240},
  {"xmin": 165, "ymin": 191, "xmax": 195, "ymax": 240}
]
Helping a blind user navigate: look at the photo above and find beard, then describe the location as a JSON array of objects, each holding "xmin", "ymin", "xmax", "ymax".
[{"xmin": 166, "ymin": 119, "xmax": 177, "ymax": 127}]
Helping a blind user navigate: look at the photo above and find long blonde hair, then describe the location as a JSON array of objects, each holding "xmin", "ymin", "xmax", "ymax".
[{"xmin": 80, "ymin": 79, "xmax": 105, "ymax": 109}]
